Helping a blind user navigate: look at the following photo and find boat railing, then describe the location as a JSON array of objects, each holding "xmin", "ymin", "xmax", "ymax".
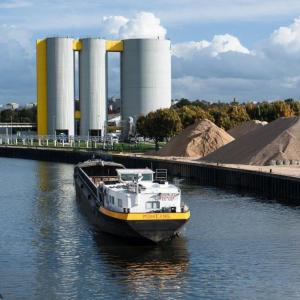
[{"xmin": 155, "ymin": 169, "xmax": 168, "ymax": 183}]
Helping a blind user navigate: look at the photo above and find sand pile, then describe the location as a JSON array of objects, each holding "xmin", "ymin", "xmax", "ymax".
[
  {"xmin": 155, "ymin": 119, "xmax": 234, "ymax": 158},
  {"xmin": 201, "ymin": 117, "xmax": 300, "ymax": 165},
  {"xmin": 228, "ymin": 120, "xmax": 268, "ymax": 139}
]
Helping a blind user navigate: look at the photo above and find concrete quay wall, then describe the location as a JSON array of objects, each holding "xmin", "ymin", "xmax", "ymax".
[{"xmin": 0, "ymin": 146, "xmax": 299, "ymax": 204}]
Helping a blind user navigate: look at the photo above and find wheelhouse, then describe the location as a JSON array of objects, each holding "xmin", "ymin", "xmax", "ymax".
[{"xmin": 117, "ymin": 169, "xmax": 154, "ymax": 183}]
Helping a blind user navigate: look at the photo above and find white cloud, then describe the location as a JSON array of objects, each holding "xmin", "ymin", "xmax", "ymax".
[
  {"xmin": 171, "ymin": 25, "xmax": 300, "ymax": 100},
  {"xmin": 0, "ymin": 24, "xmax": 33, "ymax": 56},
  {"xmin": 270, "ymin": 17, "xmax": 300, "ymax": 53},
  {"xmin": 172, "ymin": 75, "xmax": 299, "ymax": 101},
  {"xmin": 173, "ymin": 34, "xmax": 250, "ymax": 58},
  {"xmin": 2, "ymin": 8, "xmax": 300, "ymax": 104},
  {"xmin": 100, "ymin": 16, "xmax": 128, "ymax": 37},
  {"xmin": 158, "ymin": 0, "xmax": 300, "ymax": 24},
  {"xmin": 101, "ymin": 12, "xmax": 167, "ymax": 39},
  {"xmin": 0, "ymin": 24, "xmax": 35, "ymax": 103}
]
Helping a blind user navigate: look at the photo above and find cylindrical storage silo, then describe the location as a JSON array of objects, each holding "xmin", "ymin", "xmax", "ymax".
[
  {"xmin": 79, "ymin": 38, "xmax": 106, "ymax": 138},
  {"xmin": 121, "ymin": 39, "xmax": 171, "ymax": 122},
  {"xmin": 47, "ymin": 37, "xmax": 74, "ymax": 137}
]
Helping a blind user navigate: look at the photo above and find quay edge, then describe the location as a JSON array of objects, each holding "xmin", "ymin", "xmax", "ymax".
[{"xmin": 0, "ymin": 145, "xmax": 299, "ymax": 204}]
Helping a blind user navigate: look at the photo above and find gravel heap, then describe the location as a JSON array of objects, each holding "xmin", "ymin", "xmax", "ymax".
[
  {"xmin": 201, "ymin": 117, "xmax": 300, "ymax": 165},
  {"xmin": 154, "ymin": 119, "xmax": 234, "ymax": 158},
  {"xmin": 228, "ymin": 120, "xmax": 268, "ymax": 139}
]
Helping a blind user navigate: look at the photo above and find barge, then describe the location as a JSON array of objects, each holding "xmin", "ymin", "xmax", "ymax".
[{"xmin": 74, "ymin": 160, "xmax": 190, "ymax": 243}]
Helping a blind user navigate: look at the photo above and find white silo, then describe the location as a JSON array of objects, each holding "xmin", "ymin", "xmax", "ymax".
[
  {"xmin": 46, "ymin": 37, "xmax": 75, "ymax": 137},
  {"xmin": 79, "ymin": 38, "xmax": 107, "ymax": 138},
  {"xmin": 121, "ymin": 39, "xmax": 171, "ymax": 122}
]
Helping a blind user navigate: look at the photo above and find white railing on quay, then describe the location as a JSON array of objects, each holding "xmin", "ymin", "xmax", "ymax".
[{"xmin": 0, "ymin": 134, "xmax": 119, "ymax": 150}]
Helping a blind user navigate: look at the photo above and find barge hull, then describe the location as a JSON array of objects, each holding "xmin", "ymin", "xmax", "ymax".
[{"xmin": 75, "ymin": 177, "xmax": 188, "ymax": 243}]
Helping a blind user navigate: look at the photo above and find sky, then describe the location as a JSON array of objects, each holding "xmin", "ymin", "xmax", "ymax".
[{"xmin": 1, "ymin": 0, "xmax": 300, "ymax": 104}]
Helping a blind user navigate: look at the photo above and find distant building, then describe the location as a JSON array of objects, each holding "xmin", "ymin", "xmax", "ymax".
[
  {"xmin": 0, "ymin": 102, "xmax": 20, "ymax": 110},
  {"xmin": 25, "ymin": 102, "xmax": 37, "ymax": 108},
  {"xmin": 108, "ymin": 97, "xmax": 121, "ymax": 113},
  {"xmin": 108, "ymin": 114, "xmax": 121, "ymax": 126}
]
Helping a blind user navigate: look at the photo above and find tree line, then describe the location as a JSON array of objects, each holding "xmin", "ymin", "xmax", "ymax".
[
  {"xmin": 0, "ymin": 106, "xmax": 37, "ymax": 123},
  {"xmin": 136, "ymin": 98, "xmax": 300, "ymax": 150},
  {"xmin": 2, "ymin": 98, "xmax": 299, "ymax": 148}
]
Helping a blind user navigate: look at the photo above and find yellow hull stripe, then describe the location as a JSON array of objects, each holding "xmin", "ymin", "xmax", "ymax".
[{"xmin": 100, "ymin": 207, "xmax": 190, "ymax": 221}]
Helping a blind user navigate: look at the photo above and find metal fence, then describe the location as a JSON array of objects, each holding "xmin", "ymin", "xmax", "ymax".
[{"xmin": 0, "ymin": 134, "xmax": 156, "ymax": 153}]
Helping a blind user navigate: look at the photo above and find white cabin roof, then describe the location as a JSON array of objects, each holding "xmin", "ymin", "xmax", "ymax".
[{"xmin": 116, "ymin": 168, "xmax": 154, "ymax": 175}]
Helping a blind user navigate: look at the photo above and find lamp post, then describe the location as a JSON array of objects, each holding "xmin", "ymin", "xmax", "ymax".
[
  {"xmin": 98, "ymin": 114, "xmax": 100, "ymax": 144},
  {"xmin": 52, "ymin": 115, "xmax": 56, "ymax": 139},
  {"xmin": 10, "ymin": 111, "xmax": 13, "ymax": 142}
]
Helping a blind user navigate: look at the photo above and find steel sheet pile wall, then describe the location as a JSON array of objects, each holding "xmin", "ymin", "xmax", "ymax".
[
  {"xmin": 80, "ymin": 38, "xmax": 106, "ymax": 137},
  {"xmin": 121, "ymin": 39, "xmax": 171, "ymax": 121},
  {"xmin": 47, "ymin": 38, "xmax": 74, "ymax": 136},
  {"xmin": 111, "ymin": 155, "xmax": 300, "ymax": 204},
  {"xmin": 0, "ymin": 147, "xmax": 300, "ymax": 203}
]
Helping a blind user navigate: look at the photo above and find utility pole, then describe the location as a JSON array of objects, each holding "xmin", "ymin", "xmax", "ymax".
[{"xmin": 10, "ymin": 109, "xmax": 13, "ymax": 141}]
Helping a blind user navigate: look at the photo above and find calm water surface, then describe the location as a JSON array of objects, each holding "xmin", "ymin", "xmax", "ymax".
[{"xmin": 1, "ymin": 157, "xmax": 300, "ymax": 299}]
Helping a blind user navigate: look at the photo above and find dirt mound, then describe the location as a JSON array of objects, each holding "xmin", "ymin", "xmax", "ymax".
[
  {"xmin": 154, "ymin": 119, "xmax": 234, "ymax": 158},
  {"xmin": 201, "ymin": 117, "xmax": 300, "ymax": 165},
  {"xmin": 228, "ymin": 120, "xmax": 268, "ymax": 139}
]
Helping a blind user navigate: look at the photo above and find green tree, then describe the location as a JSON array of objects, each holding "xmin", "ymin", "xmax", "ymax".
[
  {"xmin": 176, "ymin": 106, "xmax": 197, "ymax": 128},
  {"xmin": 290, "ymin": 101, "xmax": 300, "ymax": 116},
  {"xmin": 273, "ymin": 101, "xmax": 294, "ymax": 118},
  {"xmin": 172, "ymin": 98, "xmax": 191, "ymax": 108},
  {"xmin": 176, "ymin": 105, "xmax": 212, "ymax": 128},
  {"xmin": 0, "ymin": 109, "xmax": 17, "ymax": 122},
  {"xmin": 0, "ymin": 106, "xmax": 37, "ymax": 123},
  {"xmin": 137, "ymin": 108, "xmax": 182, "ymax": 151},
  {"xmin": 136, "ymin": 115, "xmax": 148, "ymax": 137},
  {"xmin": 227, "ymin": 104, "xmax": 250, "ymax": 128},
  {"xmin": 209, "ymin": 110, "xmax": 231, "ymax": 130}
]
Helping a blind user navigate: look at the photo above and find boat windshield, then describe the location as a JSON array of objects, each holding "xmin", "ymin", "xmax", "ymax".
[{"xmin": 120, "ymin": 173, "xmax": 152, "ymax": 182}]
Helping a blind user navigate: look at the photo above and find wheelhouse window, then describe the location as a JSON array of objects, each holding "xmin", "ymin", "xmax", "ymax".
[
  {"xmin": 109, "ymin": 195, "xmax": 115, "ymax": 205},
  {"xmin": 118, "ymin": 199, "xmax": 122, "ymax": 207},
  {"xmin": 141, "ymin": 174, "xmax": 152, "ymax": 181},
  {"xmin": 120, "ymin": 173, "xmax": 153, "ymax": 182},
  {"xmin": 146, "ymin": 201, "xmax": 160, "ymax": 210}
]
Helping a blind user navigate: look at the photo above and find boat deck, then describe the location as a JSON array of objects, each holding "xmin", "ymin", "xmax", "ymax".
[{"xmin": 90, "ymin": 175, "xmax": 119, "ymax": 186}]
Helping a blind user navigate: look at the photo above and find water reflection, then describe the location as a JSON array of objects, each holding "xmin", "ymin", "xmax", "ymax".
[
  {"xmin": 93, "ymin": 232, "xmax": 189, "ymax": 297},
  {"xmin": 37, "ymin": 161, "xmax": 50, "ymax": 192},
  {"xmin": 35, "ymin": 162, "xmax": 81, "ymax": 299},
  {"xmin": 3, "ymin": 158, "xmax": 300, "ymax": 299}
]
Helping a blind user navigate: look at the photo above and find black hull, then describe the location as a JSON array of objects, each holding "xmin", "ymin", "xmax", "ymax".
[{"xmin": 74, "ymin": 174, "xmax": 188, "ymax": 243}]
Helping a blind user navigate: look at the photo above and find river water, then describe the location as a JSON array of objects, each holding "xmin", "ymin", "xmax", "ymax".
[{"xmin": 1, "ymin": 157, "xmax": 300, "ymax": 299}]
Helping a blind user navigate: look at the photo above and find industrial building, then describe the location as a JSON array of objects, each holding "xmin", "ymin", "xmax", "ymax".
[{"xmin": 36, "ymin": 37, "xmax": 171, "ymax": 138}]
